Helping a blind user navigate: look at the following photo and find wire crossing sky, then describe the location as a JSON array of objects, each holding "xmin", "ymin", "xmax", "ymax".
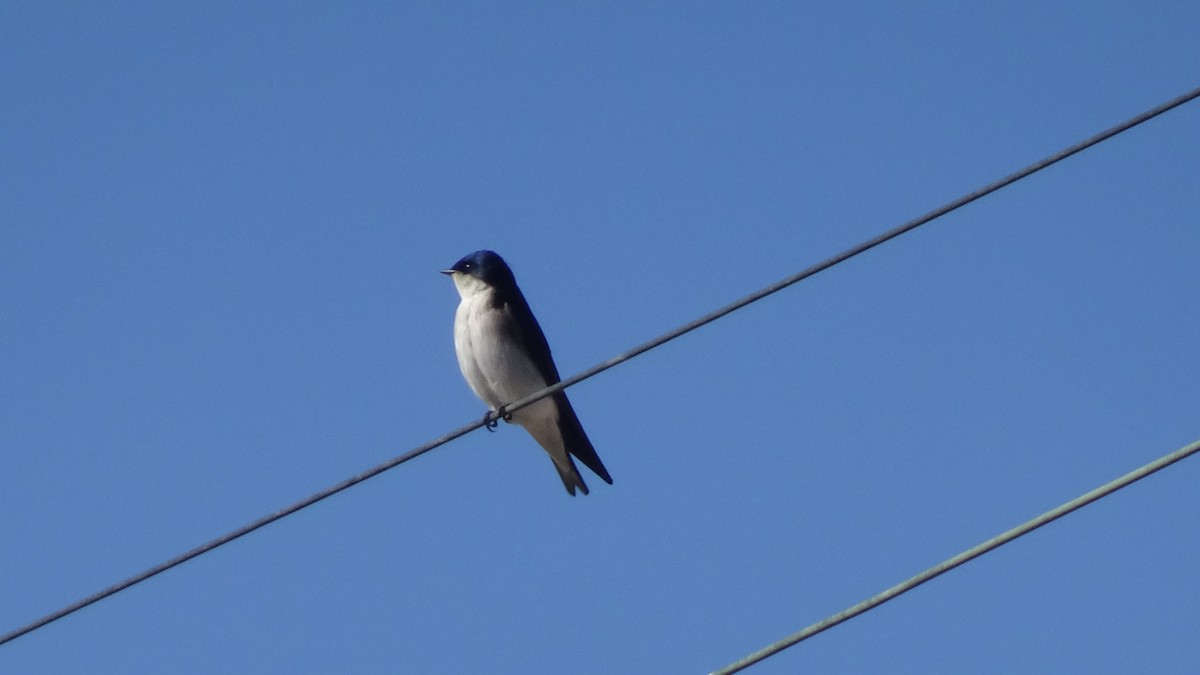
[
  {"xmin": 2, "ymin": 84, "xmax": 1197, "ymax": 651},
  {"xmin": 711, "ymin": 437, "xmax": 1200, "ymax": 674}
]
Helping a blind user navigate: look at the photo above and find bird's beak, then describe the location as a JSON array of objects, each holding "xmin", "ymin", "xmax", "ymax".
[{"xmin": 439, "ymin": 269, "xmax": 455, "ymax": 276}]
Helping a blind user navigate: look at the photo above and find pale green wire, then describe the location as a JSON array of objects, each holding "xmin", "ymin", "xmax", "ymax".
[{"xmin": 711, "ymin": 437, "xmax": 1200, "ymax": 674}]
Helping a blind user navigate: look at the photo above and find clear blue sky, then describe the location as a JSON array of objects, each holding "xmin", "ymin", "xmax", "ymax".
[{"xmin": 2, "ymin": 3, "xmax": 1198, "ymax": 673}]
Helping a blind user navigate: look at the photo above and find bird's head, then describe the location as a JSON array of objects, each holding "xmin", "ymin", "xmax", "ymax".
[{"xmin": 441, "ymin": 250, "xmax": 516, "ymax": 296}]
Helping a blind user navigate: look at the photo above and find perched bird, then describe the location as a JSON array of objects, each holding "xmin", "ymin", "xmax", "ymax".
[{"xmin": 442, "ymin": 250, "xmax": 613, "ymax": 496}]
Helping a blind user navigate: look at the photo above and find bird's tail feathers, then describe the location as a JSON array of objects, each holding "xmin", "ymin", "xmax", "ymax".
[{"xmin": 552, "ymin": 458, "xmax": 589, "ymax": 497}]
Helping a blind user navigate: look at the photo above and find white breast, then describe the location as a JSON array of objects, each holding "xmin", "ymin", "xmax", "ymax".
[{"xmin": 452, "ymin": 276, "xmax": 551, "ymax": 414}]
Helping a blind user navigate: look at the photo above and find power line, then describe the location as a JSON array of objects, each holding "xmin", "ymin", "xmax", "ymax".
[
  {"xmin": 3, "ymin": 85, "xmax": 1198, "ymax": 648},
  {"xmin": 710, "ymin": 436, "xmax": 1200, "ymax": 675},
  {"xmin": 0, "ymin": 418, "xmax": 489, "ymax": 647},
  {"xmin": 487, "ymin": 85, "xmax": 1200, "ymax": 423}
]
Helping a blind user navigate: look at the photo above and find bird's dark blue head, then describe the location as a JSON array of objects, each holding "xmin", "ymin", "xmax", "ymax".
[{"xmin": 441, "ymin": 250, "xmax": 516, "ymax": 288}]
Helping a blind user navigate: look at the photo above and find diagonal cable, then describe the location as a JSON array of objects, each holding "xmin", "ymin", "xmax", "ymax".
[
  {"xmin": 2, "ymin": 85, "xmax": 1198, "ymax": 648},
  {"xmin": 492, "ymin": 85, "xmax": 1200, "ymax": 420},
  {"xmin": 710, "ymin": 437, "xmax": 1200, "ymax": 674}
]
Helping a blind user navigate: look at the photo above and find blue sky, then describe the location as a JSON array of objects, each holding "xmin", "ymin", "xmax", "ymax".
[{"xmin": 2, "ymin": 2, "xmax": 1198, "ymax": 673}]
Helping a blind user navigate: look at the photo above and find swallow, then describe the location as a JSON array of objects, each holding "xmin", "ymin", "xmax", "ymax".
[{"xmin": 442, "ymin": 250, "xmax": 613, "ymax": 495}]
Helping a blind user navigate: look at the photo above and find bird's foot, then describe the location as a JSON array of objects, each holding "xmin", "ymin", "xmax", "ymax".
[{"xmin": 482, "ymin": 407, "xmax": 513, "ymax": 432}]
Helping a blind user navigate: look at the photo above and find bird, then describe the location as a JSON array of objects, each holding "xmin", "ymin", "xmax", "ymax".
[{"xmin": 441, "ymin": 250, "xmax": 613, "ymax": 496}]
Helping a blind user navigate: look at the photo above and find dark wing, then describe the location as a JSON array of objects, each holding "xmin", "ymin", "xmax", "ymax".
[
  {"xmin": 496, "ymin": 284, "xmax": 613, "ymax": 486},
  {"xmin": 492, "ymin": 283, "xmax": 562, "ymax": 386},
  {"xmin": 552, "ymin": 389, "xmax": 613, "ymax": 485}
]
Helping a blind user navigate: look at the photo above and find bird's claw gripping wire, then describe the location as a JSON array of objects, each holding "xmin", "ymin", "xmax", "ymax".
[{"xmin": 483, "ymin": 407, "xmax": 512, "ymax": 431}]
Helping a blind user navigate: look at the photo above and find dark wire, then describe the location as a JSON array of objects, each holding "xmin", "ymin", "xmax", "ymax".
[{"xmin": 2, "ymin": 85, "xmax": 1198, "ymax": 648}]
